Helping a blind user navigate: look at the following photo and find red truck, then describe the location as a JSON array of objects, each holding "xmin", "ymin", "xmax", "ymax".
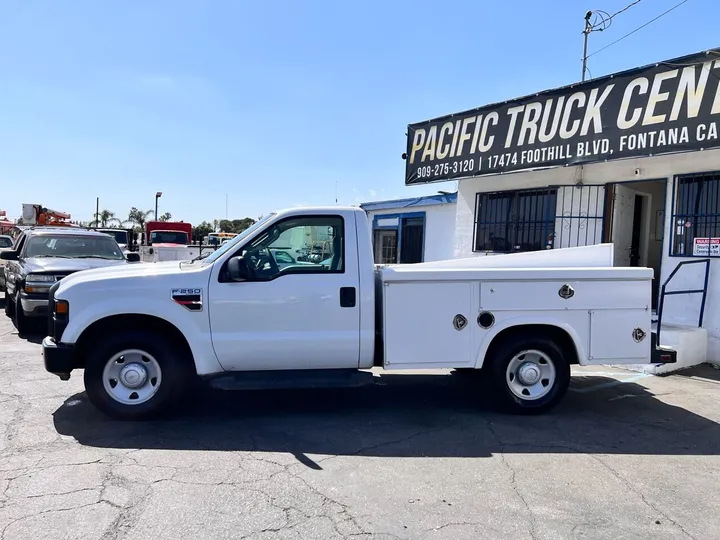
[{"xmin": 145, "ymin": 221, "xmax": 192, "ymax": 246}]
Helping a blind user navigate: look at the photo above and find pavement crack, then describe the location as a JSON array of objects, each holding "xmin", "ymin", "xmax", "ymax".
[
  {"xmin": 486, "ymin": 419, "xmax": 538, "ymax": 540},
  {"xmin": 317, "ymin": 426, "xmax": 446, "ymax": 465},
  {"xmin": 589, "ymin": 455, "xmax": 696, "ymax": 539}
]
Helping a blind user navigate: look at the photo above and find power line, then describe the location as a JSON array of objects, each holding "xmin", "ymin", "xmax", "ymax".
[
  {"xmin": 585, "ymin": 1, "xmax": 643, "ymax": 35},
  {"xmin": 586, "ymin": 0, "xmax": 691, "ymax": 59},
  {"xmin": 606, "ymin": 0, "xmax": 642, "ymax": 23}
]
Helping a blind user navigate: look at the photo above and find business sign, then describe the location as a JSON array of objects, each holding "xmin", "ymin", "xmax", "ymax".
[
  {"xmin": 405, "ymin": 48, "xmax": 720, "ymax": 185},
  {"xmin": 693, "ymin": 237, "xmax": 720, "ymax": 256}
]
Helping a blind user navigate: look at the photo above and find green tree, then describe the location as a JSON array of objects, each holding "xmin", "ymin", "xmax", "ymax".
[
  {"xmin": 128, "ymin": 207, "xmax": 155, "ymax": 232},
  {"xmin": 90, "ymin": 209, "xmax": 121, "ymax": 228},
  {"xmin": 219, "ymin": 217, "xmax": 256, "ymax": 233},
  {"xmin": 192, "ymin": 221, "xmax": 214, "ymax": 243},
  {"xmin": 232, "ymin": 217, "xmax": 256, "ymax": 233},
  {"xmin": 159, "ymin": 212, "xmax": 172, "ymax": 222}
]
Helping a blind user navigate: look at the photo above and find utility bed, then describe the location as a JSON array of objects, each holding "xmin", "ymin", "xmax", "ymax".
[{"xmin": 378, "ymin": 265, "xmax": 653, "ymax": 369}]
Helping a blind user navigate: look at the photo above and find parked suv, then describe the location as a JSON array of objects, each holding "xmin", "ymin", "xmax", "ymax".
[{"xmin": 1, "ymin": 227, "xmax": 140, "ymax": 334}]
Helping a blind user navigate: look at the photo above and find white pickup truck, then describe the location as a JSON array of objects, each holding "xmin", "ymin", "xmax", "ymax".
[{"xmin": 42, "ymin": 206, "xmax": 675, "ymax": 420}]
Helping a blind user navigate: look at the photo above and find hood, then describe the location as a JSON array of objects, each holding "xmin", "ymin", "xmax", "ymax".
[
  {"xmin": 55, "ymin": 260, "xmax": 186, "ymax": 293},
  {"xmin": 24, "ymin": 257, "xmax": 129, "ymax": 273}
]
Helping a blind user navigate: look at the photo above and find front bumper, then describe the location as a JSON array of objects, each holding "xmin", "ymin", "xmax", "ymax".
[
  {"xmin": 19, "ymin": 292, "xmax": 49, "ymax": 318},
  {"xmin": 42, "ymin": 336, "xmax": 80, "ymax": 379}
]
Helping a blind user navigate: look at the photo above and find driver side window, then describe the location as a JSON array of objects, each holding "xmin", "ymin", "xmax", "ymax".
[{"xmin": 239, "ymin": 216, "xmax": 344, "ymax": 281}]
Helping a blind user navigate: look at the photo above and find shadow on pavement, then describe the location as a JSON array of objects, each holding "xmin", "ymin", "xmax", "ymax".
[
  {"xmin": 672, "ymin": 364, "xmax": 720, "ymax": 383},
  {"xmin": 52, "ymin": 372, "xmax": 720, "ymax": 465},
  {"xmin": 0, "ymin": 298, "xmax": 46, "ymax": 343}
]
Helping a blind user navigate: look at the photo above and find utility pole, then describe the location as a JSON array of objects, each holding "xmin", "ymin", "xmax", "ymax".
[
  {"xmin": 581, "ymin": 10, "xmax": 593, "ymax": 82},
  {"xmin": 95, "ymin": 197, "xmax": 99, "ymax": 225}
]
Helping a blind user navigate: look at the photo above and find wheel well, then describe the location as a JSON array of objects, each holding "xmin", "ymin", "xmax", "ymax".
[
  {"xmin": 484, "ymin": 324, "xmax": 579, "ymax": 366},
  {"xmin": 75, "ymin": 314, "xmax": 195, "ymax": 372}
]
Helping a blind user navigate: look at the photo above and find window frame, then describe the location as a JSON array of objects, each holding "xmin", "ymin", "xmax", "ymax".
[
  {"xmin": 218, "ymin": 214, "xmax": 346, "ymax": 283},
  {"xmin": 670, "ymin": 170, "xmax": 720, "ymax": 258},
  {"xmin": 370, "ymin": 211, "xmax": 426, "ymax": 264},
  {"xmin": 472, "ymin": 187, "xmax": 557, "ymax": 253}
]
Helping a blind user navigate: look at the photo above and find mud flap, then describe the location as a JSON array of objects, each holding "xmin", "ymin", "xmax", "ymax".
[{"xmin": 651, "ymin": 332, "xmax": 677, "ymax": 364}]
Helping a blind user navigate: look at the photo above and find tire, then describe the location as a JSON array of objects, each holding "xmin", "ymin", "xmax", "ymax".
[
  {"xmin": 4, "ymin": 290, "xmax": 13, "ymax": 318},
  {"xmin": 489, "ymin": 335, "xmax": 571, "ymax": 415},
  {"xmin": 13, "ymin": 293, "xmax": 29, "ymax": 336},
  {"xmin": 83, "ymin": 330, "xmax": 195, "ymax": 421}
]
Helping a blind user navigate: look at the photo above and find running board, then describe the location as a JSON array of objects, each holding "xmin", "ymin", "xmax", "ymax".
[
  {"xmin": 205, "ymin": 369, "xmax": 375, "ymax": 391},
  {"xmin": 651, "ymin": 331, "xmax": 677, "ymax": 364}
]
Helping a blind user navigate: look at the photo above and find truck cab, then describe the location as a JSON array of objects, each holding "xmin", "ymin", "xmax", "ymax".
[
  {"xmin": 141, "ymin": 221, "xmax": 198, "ymax": 263},
  {"xmin": 41, "ymin": 206, "xmax": 670, "ymax": 421}
]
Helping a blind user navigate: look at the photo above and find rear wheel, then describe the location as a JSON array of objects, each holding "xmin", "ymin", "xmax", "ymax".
[
  {"xmin": 84, "ymin": 330, "xmax": 195, "ymax": 420},
  {"xmin": 489, "ymin": 335, "xmax": 570, "ymax": 414}
]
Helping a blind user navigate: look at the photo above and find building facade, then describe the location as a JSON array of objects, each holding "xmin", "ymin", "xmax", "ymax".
[
  {"xmin": 403, "ymin": 47, "xmax": 720, "ymax": 364},
  {"xmin": 360, "ymin": 193, "xmax": 457, "ymax": 264}
]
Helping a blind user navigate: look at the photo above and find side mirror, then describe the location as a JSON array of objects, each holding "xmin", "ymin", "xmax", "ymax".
[
  {"xmin": 227, "ymin": 256, "xmax": 252, "ymax": 281},
  {"xmin": 126, "ymin": 252, "xmax": 141, "ymax": 263},
  {"xmin": 0, "ymin": 250, "xmax": 18, "ymax": 261}
]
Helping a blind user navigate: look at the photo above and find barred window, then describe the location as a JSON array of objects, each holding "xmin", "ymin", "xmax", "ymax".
[
  {"xmin": 474, "ymin": 188, "xmax": 557, "ymax": 252},
  {"xmin": 671, "ymin": 171, "xmax": 720, "ymax": 257}
]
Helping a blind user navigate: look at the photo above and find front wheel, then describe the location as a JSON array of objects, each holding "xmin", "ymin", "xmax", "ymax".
[
  {"xmin": 84, "ymin": 330, "xmax": 195, "ymax": 420},
  {"xmin": 4, "ymin": 290, "xmax": 14, "ymax": 318},
  {"xmin": 13, "ymin": 293, "xmax": 29, "ymax": 335},
  {"xmin": 489, "ymin": 336, "xmax": 571, "ymax": 414}
]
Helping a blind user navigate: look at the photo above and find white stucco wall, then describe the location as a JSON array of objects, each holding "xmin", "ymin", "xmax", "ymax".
[
  {"xmin": 454, "ymin": 147, "xmax": 720, "ymax": 362},
  {"xmin": 366, "ymin": 201, "xmax": 457, "ymax": 262}
]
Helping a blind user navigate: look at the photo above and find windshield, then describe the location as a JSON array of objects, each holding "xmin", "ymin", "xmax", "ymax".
[
  {"xmin": 98, "ymin": 229, "xmax": 129, "ymax": 245},
  {"xmin": 201, "ymin": 213, "xmax": 275, "ymax": 265},
  {"xmin": 25, "ymin": 234, "xmax": 125, "ymax": 260},
  {"xmin": 0, "ymin": 236, "xmax": 12, "ymax": 248},
  {"xmin": 150, "ymin": 231, "xmax": 188, "ymax": 245}
]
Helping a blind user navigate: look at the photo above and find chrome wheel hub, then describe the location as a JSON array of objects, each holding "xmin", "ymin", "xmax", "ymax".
[
  {"xmin": 119, "ymin": 363, "xmax": 148, "ymax": 388},
  {"xmin": 517, "ymin": 362, "xmax": 541, "ymax": 385},
  {"xmin": 506, "ymin": 349, "xmax": 557, "ymax": 401},
  {"xmin": 102, "ymin": 349, "xmax": 162, "ymax": 405}
]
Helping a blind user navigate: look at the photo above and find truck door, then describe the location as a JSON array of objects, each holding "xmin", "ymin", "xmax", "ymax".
[{"xmin": 208, "ymin": 214, "xmax": 361, "ymax": 371}]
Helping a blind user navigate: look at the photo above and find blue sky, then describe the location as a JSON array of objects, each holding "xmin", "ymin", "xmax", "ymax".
[{"xmin": 1, "ymin": 0, "xmax": 717, "ymax": 224}]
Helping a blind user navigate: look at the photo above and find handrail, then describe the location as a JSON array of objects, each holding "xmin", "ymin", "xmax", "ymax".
[{"xmin": 655, "ymin": 258, "xmax": 711, "ymax": 346}]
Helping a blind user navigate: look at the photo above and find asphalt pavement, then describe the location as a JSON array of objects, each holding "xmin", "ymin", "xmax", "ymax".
[{"xmin": 1, "ymin": 306, "xmax": 719, "ymax": 540}]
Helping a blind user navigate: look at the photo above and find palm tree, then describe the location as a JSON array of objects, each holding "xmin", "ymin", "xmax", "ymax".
[
  {"xmin": 90, "ymin": 209, "xmax": 122, "ymax": 228},
  {"xmin": 127, "ymin": 207, "xmax": 155, "ymax": 232}
]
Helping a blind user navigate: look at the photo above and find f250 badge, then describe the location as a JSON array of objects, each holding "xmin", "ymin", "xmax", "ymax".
[{"xmin": 171, "ymin": 288, "xmax": 203, "ymax": 312}]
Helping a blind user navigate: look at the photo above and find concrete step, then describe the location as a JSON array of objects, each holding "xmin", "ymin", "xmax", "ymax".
[{"xmin": 623, "ymin": 324, "xmax": 707, "ymax": 375}]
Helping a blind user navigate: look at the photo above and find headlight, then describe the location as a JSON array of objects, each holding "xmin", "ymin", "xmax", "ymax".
[{"xmin": 26, "ymin": 274, "xmax": 56, "ymax": 282}]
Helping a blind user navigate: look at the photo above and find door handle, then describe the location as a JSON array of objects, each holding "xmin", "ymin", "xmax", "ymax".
[{"xmin": 339, "ymin": 287, "xmax": 356, "ymax": 308}]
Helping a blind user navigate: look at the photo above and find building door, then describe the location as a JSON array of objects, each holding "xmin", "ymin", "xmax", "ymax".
[
  {"xmin": 611, "ymin": 184, "xmax": 637, "ymax": 266},
  {"xmin": 399, "ymin": 217, "xmax": 424, "ymax": 263},
  {"xmin": 605, "ymin": 180, "xmax": 666, "ymax": 310}
]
